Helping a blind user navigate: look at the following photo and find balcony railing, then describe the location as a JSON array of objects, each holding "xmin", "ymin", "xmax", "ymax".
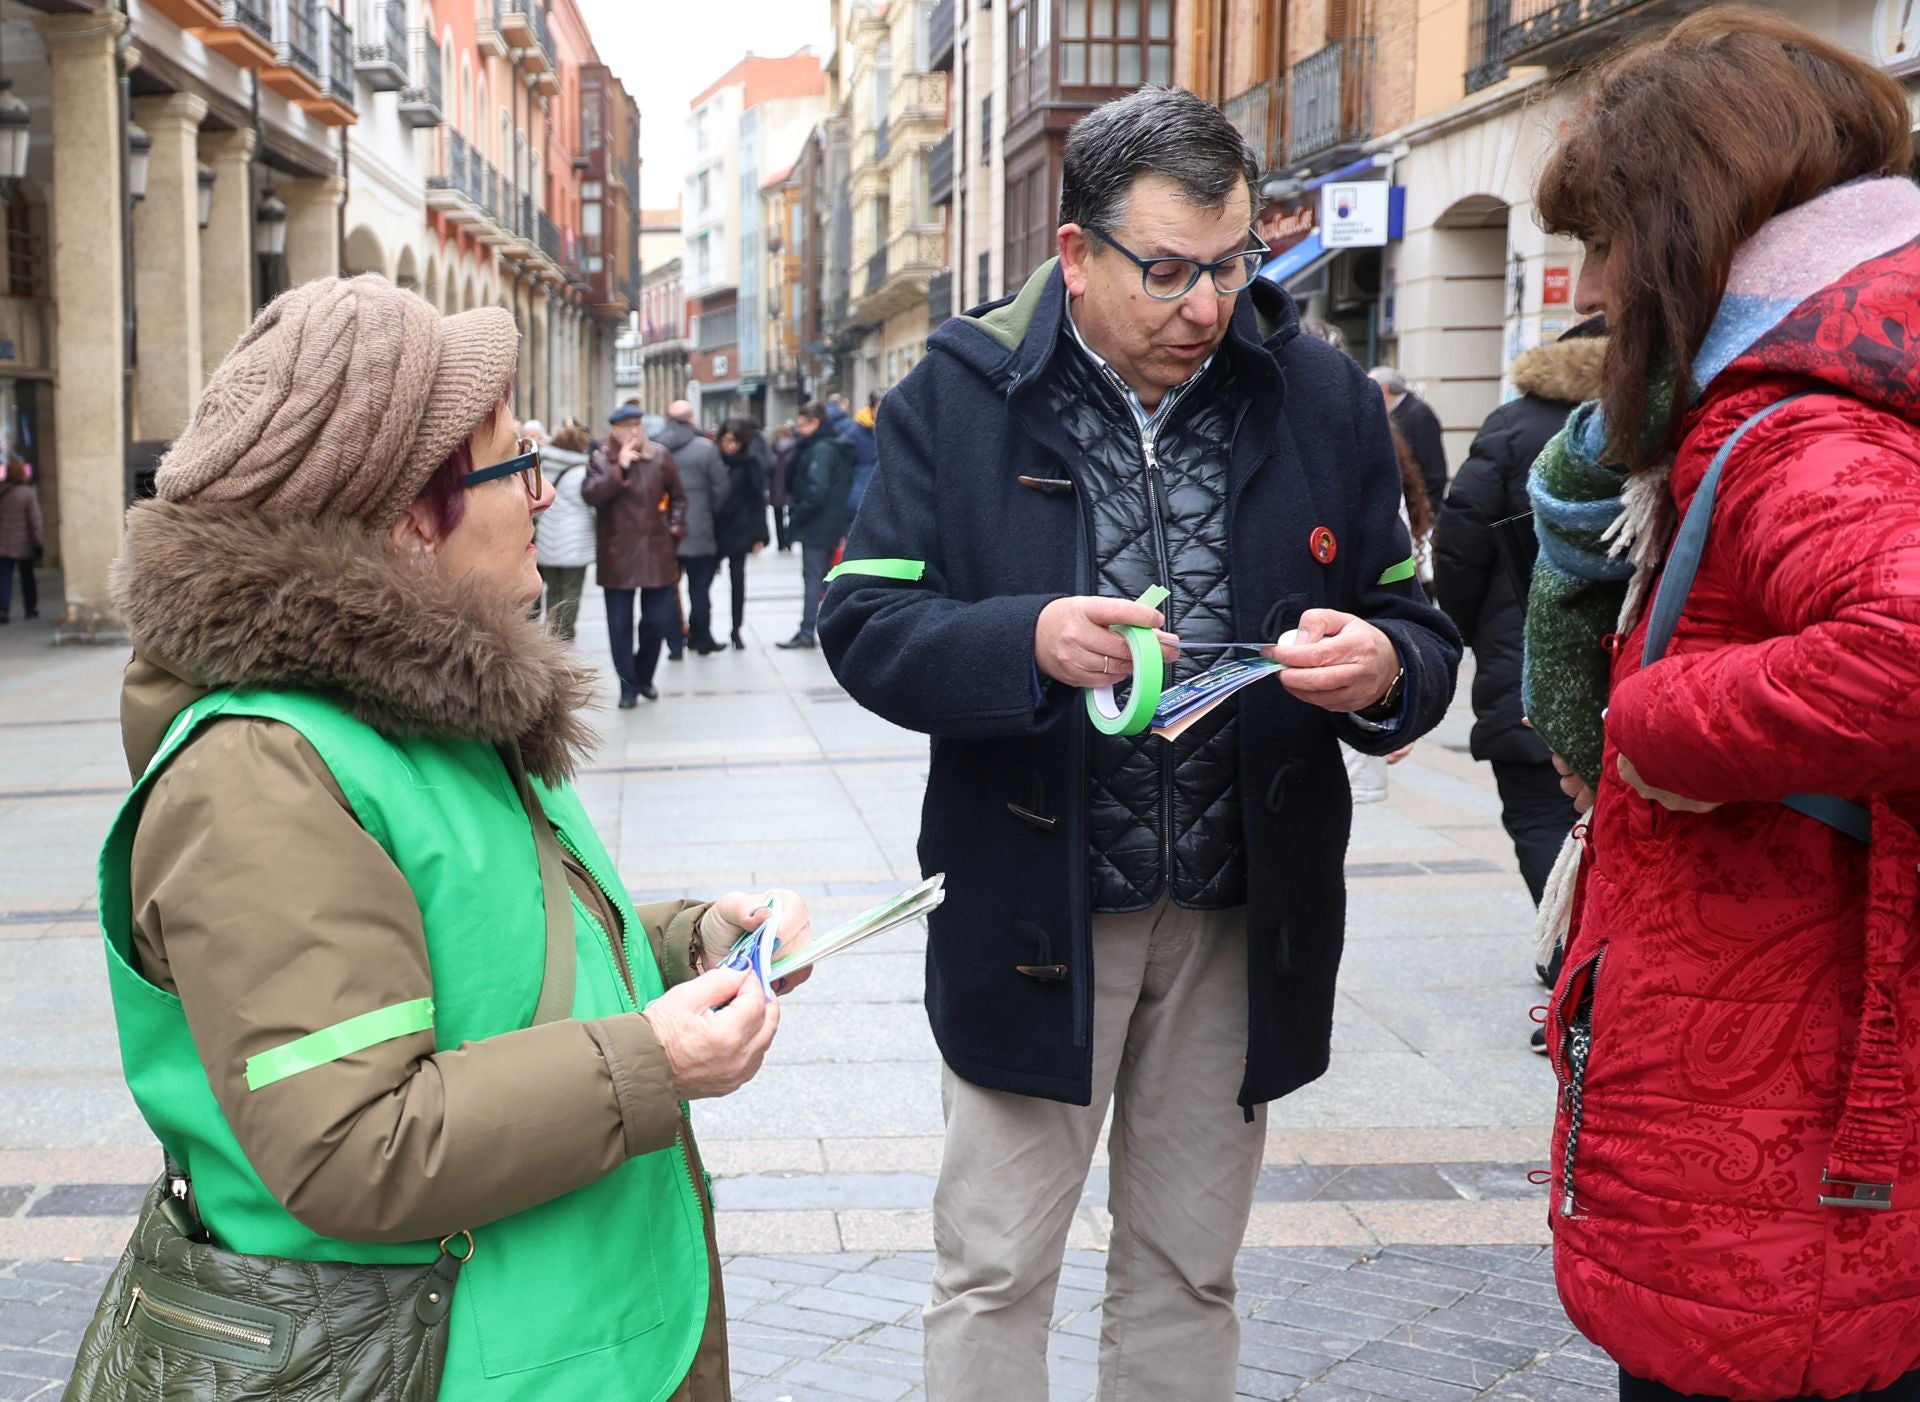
[
  {"xmin": 277, "ymin": 0, "xmax": 321, "ymax": 82},
  {"xmin": 1288, "ymin": 38, "xmax": 1375, "ymax": 164},
  {"xmin": 399, "ymin": 28, "xmax": 443, "ymax": 126},
  {"xmin": 864, "ymin": 247, "xmax": 888, "ymax": 296},
  {"xmin": 1497, "ymin": 0, "xmax": 1681, "ymax": 70},
  {"xmin": 226, "ymin": 0, "xmax": 272, "ymax": 42},
  {"xmin": 426, "ymin": 128, "xmax": 480, "ymax": 212},
  {"xmin": 928, "ymin": 267, "xmax": 953, "ymax": 324},
  {"xmin": 890, "ymin": 70, "xmax": 946, "ymax": 126},
  {"xmin": 929, "ymin": 131, "xmax": 953, "ymax": 206},
  {"xmin": 1465, "ymin": 0, "xmax": 1510, "ymax": 92},
  {"xmin": 476, "ymin": 0, "xmax": 506, "ymax": 56},
  {"xmin": 355, "ymin": 0, "xmax": 408, "ymax": 90},
  {"xmin": 502, "ymin": 0, "xmax": 555, "ymax": 75},
  {"xmin": 538, "ymin": 211, "xmax": 563, "ymax": 266},
  {"xmin": 323, "ymin": 8, "xmax": 354, "ymax": 107},
  {"xmin": 929, "ymin": 0, "xmax": 955, "ymax": 72},
  {"xmin": 1222, "ymin": 78, "xmax": 1282, "ymax": 173}
]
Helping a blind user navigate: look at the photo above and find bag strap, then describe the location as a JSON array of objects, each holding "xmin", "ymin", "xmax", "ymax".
[{"xmin": 1640, "ymin": 392, "xmax": 1868, "ymax": 844}]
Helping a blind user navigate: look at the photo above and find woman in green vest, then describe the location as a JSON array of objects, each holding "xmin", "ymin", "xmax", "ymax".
[{"xmin": 86, "ymin": 275, "xmax": 809, "ymax": 1400}]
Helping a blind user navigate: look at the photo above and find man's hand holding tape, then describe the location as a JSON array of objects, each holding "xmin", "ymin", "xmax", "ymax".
[{"xmin": 1037, "ymin": 596, "xmax": 1399, "ymax": 716}]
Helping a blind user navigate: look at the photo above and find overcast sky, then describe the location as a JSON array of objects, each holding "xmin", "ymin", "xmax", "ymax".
[{"xmin": 577, "ymin": 0, "xmax": 835, "ymax": 211}]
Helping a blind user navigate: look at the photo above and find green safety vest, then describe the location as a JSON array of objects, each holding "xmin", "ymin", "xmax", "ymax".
[{"xmin": 98, "ymin": 688, "xmax": 708, "ymax": 1401}]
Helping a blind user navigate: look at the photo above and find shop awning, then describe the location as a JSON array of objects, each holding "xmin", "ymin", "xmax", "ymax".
[{"xmin": 1258, "ymin": 232, "xmax": 1337, "ymax": 289}]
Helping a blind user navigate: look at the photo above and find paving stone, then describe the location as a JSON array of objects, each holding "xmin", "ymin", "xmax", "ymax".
[
  {"xmin": 0, "ymin": 1372, "xmax": 62, "ymax": 1402},
  {"xmin": 1253, "ymin": 1295, "xmax": 1403, "ymax": 1342},
  {"xmin": 1488, "ymin": 1367, "xmax": 1615, "ymax": 1402},
  {"xmin": 1380, "ymin": 1320, "xmax": 1541, "ymax": 1370},
  {"xmin": 775, "ymin": 1358, "xmax": 914, "ymax": 1400},
  {"xmin": 727, "ymin": 1256, "xmax": 841, "ymax": 1288},
  {"xmin": 1236, "ymin": 1363, "xmax": 1314, "ymax": 1399},
  {"xmin": 24, "ymin": 1185, "xmax": 145, "ymax": 1218},
  {"xmin": 745, "ymin": 1301, "xmax": 878, "ymax": 1342},
  {"xmin": 722, "ymin": 1270, "xmax": 798, "ymax": 1303},
  {"xmin": 726, "ymin": 1344, "xmax": 793, "ymax": 1378},
  {"xmin": 1322, "ymin": 1358, "xmax": 1479, "ymax": 1401},
  {"xmin": 778, "ymin": 1285, "xmax": 918, "ymax": 1327},
  {"xmin": 0, "ymin": 1194, "xmax": 27, "ymax": 1220},
  {"xmin": 1307, "ymin": 1281, "xmax": 1440, "ymax": 1324},
  {"xmin": 1048, "ymin": 1355, "xmax": 1100, "ymax": 1392},
  {"xmin": 1355, "ymin": 1338, "xmax": 1520, "ymax": 1388},
  {"xmin": 1534, "ymin": 1350, "xmax": 1620, "ymax": 1388},
  {"xmin": 823, "ymin": 1270, "xmax": 930, "ymax": 1308}
]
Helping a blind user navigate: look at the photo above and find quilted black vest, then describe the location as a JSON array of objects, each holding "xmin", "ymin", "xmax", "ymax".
[{"xmin": 1044, "ymin": 336, "xmax": 1248, "ymax": 911}]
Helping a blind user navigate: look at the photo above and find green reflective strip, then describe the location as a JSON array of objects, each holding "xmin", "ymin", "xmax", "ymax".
[
  {"xmin": 825, "ymin": 558, "xmax": 927, "ymax": 583},
  {"xmin": 1377, "ymin": 556, "xmax": 1418, "ymax": 586},
  {"xmin": 244, "ymin": 998, "xmax": 435, "ymax": 1092}
]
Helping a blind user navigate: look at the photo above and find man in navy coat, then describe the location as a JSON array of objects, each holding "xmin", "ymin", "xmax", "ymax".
[{"xmin": 820, "ymin": 87, "xmax": 1459, "ymax": 1401}]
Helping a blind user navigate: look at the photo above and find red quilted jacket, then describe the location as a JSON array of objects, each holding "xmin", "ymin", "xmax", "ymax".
[{"xmin": 1550, "ymin": 229, "xmax": 1920, "ymax": 1397}]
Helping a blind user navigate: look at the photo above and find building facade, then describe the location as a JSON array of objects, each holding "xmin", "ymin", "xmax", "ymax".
[
  {"xmin": 683, "ymin": 52, "xmax": 826, "ymax": 426},
  {"xmin": 638, "ymin": 254, "xmax": 689, "ymax": 410},
  {"xmin": 12, "ymin": 0, "xmax": 637, "ymax": 640}
]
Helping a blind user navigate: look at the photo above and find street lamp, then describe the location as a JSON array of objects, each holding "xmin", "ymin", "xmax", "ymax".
[
  {"xmin": 197, "ymin": 163, "xmax": 215, "ymax": 230},
  {"xmin": 254, "ymin": 183, "xmax": 288, "ymax": 257},
  {"xmin": 128, "ymin": 123, "xmax": 151, "ymax": 201},
  {"xmin": 0, "ymin": 83, "xmax": 31, "ymax": 185}
]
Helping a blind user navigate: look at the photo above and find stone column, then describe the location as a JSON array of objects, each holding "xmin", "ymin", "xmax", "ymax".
[
  {"xmin": 199, "ymin": 127, "xmax": 256, "ymax": 380},
  {"xmin": 280, "ymin": 174, "xmax": 345, "ymax": 288},
  {"xmin": 37, "ymin": 12, "xmax": 128, "ymax": 640},
  {"xmin": 131, "ymin": 92, "xmax": 209, "ymax": 443}
]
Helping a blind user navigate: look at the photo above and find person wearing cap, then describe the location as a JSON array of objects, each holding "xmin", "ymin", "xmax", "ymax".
[
  {"xmin": 97, "ymin": 274, "xmax": 808, "ymax": 1400},
  {"xmin": 585, "ymin": 404, "xmax": 688, "ymax": 703}
]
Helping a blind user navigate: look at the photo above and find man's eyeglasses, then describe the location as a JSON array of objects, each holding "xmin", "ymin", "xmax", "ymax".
[
  {"xmin": 1085, "ymin": 226, "xmax": 1268, "ymax": 301},
  {"xmin": 463, "ymin": 437, "xmax": 544, "ymax": 501}
]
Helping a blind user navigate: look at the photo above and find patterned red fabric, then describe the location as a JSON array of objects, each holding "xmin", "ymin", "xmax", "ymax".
[{"xmin": 1550, "ymin": 236, "xmax": 1920, "ymax": 1399}]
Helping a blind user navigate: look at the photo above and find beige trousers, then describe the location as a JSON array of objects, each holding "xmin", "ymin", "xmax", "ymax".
[{"xmin": 923, "ymin": 899, "xmax": 1265, "ymax": 1401}]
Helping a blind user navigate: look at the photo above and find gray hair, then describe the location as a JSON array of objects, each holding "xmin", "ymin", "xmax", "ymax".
[
  {"xmin": 1059, "ymin": 87, "xmax": 1258, "ymax": 233},
  {"xmin": 1368, "ymin": 366, "xmax": 1409, "ymax": 396}
]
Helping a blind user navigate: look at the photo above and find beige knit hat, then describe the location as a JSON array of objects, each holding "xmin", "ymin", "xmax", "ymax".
[{"xmin": 156, "ymin": 274, "xmax": 519, "ymax": 527}]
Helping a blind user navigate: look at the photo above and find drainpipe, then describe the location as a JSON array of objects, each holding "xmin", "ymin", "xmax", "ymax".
[{"xmin": 337, "ymin": 124, "xmax": 348, "ymax": 277}]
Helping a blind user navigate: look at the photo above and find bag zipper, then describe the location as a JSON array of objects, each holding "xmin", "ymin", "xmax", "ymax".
[
  {"xmin": 119, "ymin": 1284, "xmax": 273, "ymax": 1351},
  {"xmin": 1556, "ymin": 950, "xmax": 1604, "ymax": 1219}
]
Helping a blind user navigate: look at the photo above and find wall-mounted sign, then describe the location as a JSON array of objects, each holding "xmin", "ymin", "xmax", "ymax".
[
  {"xmin": 1258, "ymin": 202, "xmax": 1316, "ymax": 256},
  {"xmin": 713, "ymin": 354, "xmax": 730, "ymax": 377},
  {"xmin": 1542, "ymin": 266, "xmax": 1572, "ymax": 305},
  {"xmin": 1321, "ymin": 182, "xmax": 1390, "ymax": 248},
  {"xmin": 1875, "ymin": 0, "xmax": 1920, "ymax": 73}
]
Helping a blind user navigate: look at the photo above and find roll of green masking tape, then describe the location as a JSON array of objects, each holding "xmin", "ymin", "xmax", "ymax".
[{"xmin": 1086, "ymin": 585, "xmax": 1172, "ymax": 736}]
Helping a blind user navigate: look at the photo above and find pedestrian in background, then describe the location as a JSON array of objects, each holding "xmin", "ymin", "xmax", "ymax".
[
  {"xmin": 0, "ymin": 455, "xmax": 42, "ymax": 624},
  {"xmin": 822, "ymin": 87, "xmax": 1459, "ymax": 1401},
  {"xmin": 776, "ymin": 401, "xmax": 851, "ymax": 651},
  {"xmin": 713, "ymin": 415, "xmax": 770, "ymax": 652},
  {"xmin": 768, "ymin": 423, "xmax": 796, "ymax": 552},
  {"xmin": 642, "ymin": 413, "xmax": 688, "ymax": 662},
  {"xmin": 583, "ymin": 405, "xmax": 686, "ymax": 706},
  {"xmin": 1370, "ymin": 365, "xmax": 1448, "ymax": 508},
  {"xmin": 827, "ymin": 392, "xmax": 878, "ymax": 520},
  {"xmin": 65, "ymin": 274, "xmax": 805, "ymax": 1402},
  {"xmin": 661, "ymin": 399, "xmax": 732, "ymax": 654},
  {"xmin": 1524, "ymin": 11, "xmax": 1920, "ymax": 1397},
  {"xmin": 535, "ymin": 422, "xmax": 595, "ymax": 643},
  {"xmin": 1433, "ymin": 318, "xmax": 1602, "ymax": 1026}
]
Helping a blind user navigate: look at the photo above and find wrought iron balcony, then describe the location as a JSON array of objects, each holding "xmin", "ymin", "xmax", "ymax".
[
  {"xmin": 322, "ymin": 9, "xmax": 355, "ymax": 111},
  {"xmin": 278, "ymin": 0, "xmax": 321, "ymax": 82},
  {"xmin": 1497, "ymin": 0, "xmax": 1696, "ymax": 71},
  {"xmin": 426, "ymin": 128, "xmax": 483, "ymax": 222},
  {"xmin": 928, "ymin": 267, "xmax": 953, "ymax": 324},
  {"xmin": 1465, "ymin": 0, "xmax": 1510, "ymax": 92},
  {"xmin": 929, "ymin": 0, "xmax": 955, "ymax": 72},
  {"xmin": 1288, "ymin": 38, "xmax": 1375, "ymax": 165},
  {"xmin": 1221, "ymin": 78, "xmax": 1282, "ymax": 173},
  {"xmin": 190, "ymin": 0, "xmax": 275, "ymax": 67},
  {"xmin": 929, "ymin": 132, "xmax": 953, "ymax": 206},
  {"xmin": 476, "ymin": 0, "xmax": 507, "ymax": 57},
  {"xmin": 502, "ymin": 0, "xmax": 556, "ymax": 82},
  {"xmin": 356, "ymin": 0, "xmax": 408, "ymax": 92},
  {"xmin": 538, "ymin": 211, "xmax": 563, "ymax": 267},
  {"xmin": 399, "ymin": 29, "xmax": 444, "ymax": 126}
]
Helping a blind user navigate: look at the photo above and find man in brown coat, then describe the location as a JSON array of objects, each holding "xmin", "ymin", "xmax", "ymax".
[{"xmin": 584, "ymin": 405, "xmax": 687, "ymax": 706}]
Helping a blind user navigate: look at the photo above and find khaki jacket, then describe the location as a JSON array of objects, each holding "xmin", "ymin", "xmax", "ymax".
[{"xmin": 110, "ymin": 501, "xmax": 731, "ymax": 1399}]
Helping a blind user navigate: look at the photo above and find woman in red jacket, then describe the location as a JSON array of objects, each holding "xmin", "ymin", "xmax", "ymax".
[{"xmin": 1524, "ymin": 9, "xmax": 1920, "ymax": 1399}]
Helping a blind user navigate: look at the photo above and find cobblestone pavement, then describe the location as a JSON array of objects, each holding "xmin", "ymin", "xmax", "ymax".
[{"xmin": 0, "ymin": 555, "xmax": 1614, "ymax": 1399}]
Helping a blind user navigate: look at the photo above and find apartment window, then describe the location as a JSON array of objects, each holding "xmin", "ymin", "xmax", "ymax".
[
  {"xmin": 1060, "ymin": 0, "xmax": 1174, "ymax": 87},
  {"xmin": 874, "ymin": 38, "xmax": 892, "ymax": 116},
  {"xmin": 980, "ymin": 94, "xmax": 992, "ymax": 161},
  {"xmin": 694, "ymin": 231, "xmax": 711, "ymax": 283},
  {"xmin": 1004, "ymin": 161, "xmax": 1051, "ymax": 290},
  {"xmin": 696, "ymin": 170, "xmax": 711, "ymax": 217}
]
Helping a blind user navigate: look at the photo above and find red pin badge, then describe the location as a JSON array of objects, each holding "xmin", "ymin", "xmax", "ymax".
[{"xmin": 1309, "ymin": 526, "xmax": 1338, "ymax": 564}]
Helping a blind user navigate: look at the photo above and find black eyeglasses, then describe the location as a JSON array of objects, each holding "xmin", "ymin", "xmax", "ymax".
[
  {"xmin": 1085, "ymin": 226, "xmax": 1268, "ymax": 301},
  {"xmin": 463, "ymin": 437, "xmax": 544, "ymax": 500}
]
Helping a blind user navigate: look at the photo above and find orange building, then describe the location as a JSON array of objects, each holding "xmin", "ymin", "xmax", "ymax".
[{"xmin": 418, "ymin": 0, "xmax": 638, "ymax": 429}]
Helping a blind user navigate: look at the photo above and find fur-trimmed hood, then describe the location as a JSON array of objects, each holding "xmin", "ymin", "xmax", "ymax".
[
  {"xmin": 1509, "ymin": 334, "xmax": 1607, "ymax": 406},
  {"xmin": 112, "ymin": 499, "xmax": 599, "ymax": 783}
]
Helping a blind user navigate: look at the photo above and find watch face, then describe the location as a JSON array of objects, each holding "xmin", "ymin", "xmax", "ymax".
[{"xmin": 1876, "ymin": 0, "xmax": 1920, "ymax": 68}]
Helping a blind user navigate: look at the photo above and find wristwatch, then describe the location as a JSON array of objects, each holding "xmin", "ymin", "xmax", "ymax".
[{"xmin": 1355, "ymin": 661, "xmax": 1405, "ymax": 722}]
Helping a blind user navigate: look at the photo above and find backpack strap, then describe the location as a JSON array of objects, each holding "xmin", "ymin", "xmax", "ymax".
[{"xmin": 1640, "ymin": 392, "xmax": 1869, "ymax": 845}]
